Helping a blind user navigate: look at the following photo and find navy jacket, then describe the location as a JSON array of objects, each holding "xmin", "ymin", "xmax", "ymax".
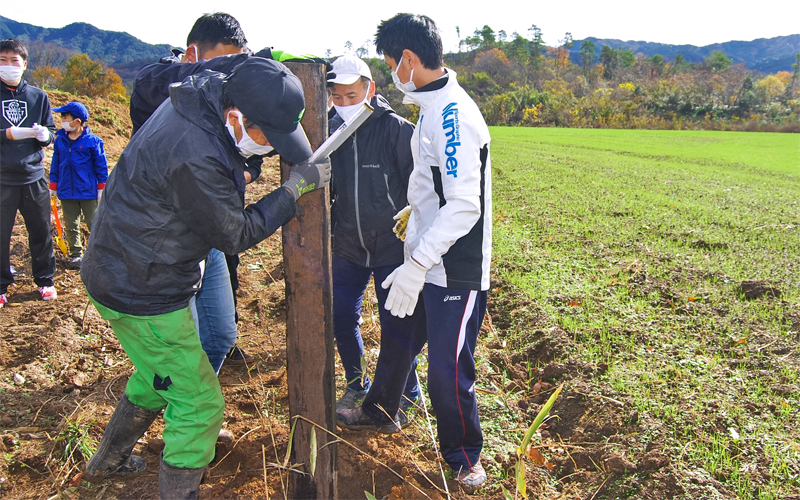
[
  {"xmin": 330, "ymin": 95, "xmax": 414, "ymax": 268},
  {"xmin": 49, "ymin": 127, "xmax": 108, "ymax": 199},
  {"xmin": 82, "ymin": 71, "xmax": 296, "ymax": 315},
  {"xmin": 0, "ymin": 79, "xmax": 55, "ymax": 185}
]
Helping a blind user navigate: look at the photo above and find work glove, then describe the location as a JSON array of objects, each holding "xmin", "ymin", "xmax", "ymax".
[
  {"xmin": 97, "ymin": 189, "xmax": 103, "ymax": 202},
  {"xmin": 392, "ymin": 205, "xmax": 412, "ymax": 241},
  {"xmin": 49, "ymin": 189, "xmax": 58, "ymax": 198},
  {"xmin": 381, "ymin": 258, "xmax": 428, "ymax": 318},
  {"xmin": 8, "ymin": 126, "xmax": 37, "ymax": 140},
  {"xmin": 282, "ymin": 158, "xmax": 332, "ymax": 201},
  {"xmin": 32, "ymin": 123, "xmax": 50, "ymax": 142}
]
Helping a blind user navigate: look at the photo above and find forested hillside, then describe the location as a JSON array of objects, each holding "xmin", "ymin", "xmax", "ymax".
[
  {"xmin": 368, "ymin": 27, "xmax": 800, "ymax": 131},
  {"xmin": 3, "ymin": 16, "xmax": 798, "ymax": 131}
]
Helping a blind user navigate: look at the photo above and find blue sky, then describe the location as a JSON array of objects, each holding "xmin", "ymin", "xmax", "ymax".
[{"xmin": 6, "ymin": 1, "xmax": 799, "ymax": 57}]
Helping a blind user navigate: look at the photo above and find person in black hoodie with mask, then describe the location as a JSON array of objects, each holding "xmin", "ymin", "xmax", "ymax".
[
  {"xmin": 327, "ymin": 55, "xmax": 420, "ymax": 424},
  {"xmin": 0, "ymin": 38, "xmax": 56, "ymax": 308}
]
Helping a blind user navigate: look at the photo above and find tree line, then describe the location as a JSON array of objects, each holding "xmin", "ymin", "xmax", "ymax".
[
  {"xmin": 370, "ymin": 26, "xmax": 800, "ymax": 132},
  {"xmin": 23, "ymin": 27, "xmax": 800, "ymax": 132}
]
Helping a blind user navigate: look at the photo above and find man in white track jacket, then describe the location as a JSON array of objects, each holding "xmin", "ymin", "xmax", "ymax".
[{"xmin": 337, "ymin": 13, "xmax": 491, "ymax": 492}]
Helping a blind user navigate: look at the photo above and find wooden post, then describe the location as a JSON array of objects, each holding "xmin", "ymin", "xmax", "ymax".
[{"xmin": 280, "ymin": 62, "xmax": 337, "ymax": 500}]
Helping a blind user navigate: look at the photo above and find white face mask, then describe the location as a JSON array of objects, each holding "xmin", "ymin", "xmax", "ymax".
[
  {"xmin": 0, "ymin": 65, "xmax": 25, "ymax": 85},
  {"xmin": 391, "ymin": 61, "xmax": 416, "ymax": 94},
  {"xmin": 61, "ymin": 121, "xmax": 76, "ymax": 132},
  {"xmin": 225, "ymin": 110, "xmax": 274, "ymax": 158},
  {"xmin": 333, "ymin": 82, "xmax": 372, "ymax": 123}
]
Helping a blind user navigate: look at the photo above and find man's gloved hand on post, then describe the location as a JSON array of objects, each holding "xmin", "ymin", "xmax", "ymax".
[
  {"xmin": 282, "ymin": 158, "xmax": 332, "ymax": 201},
  {"xmin": 381, "ymin": 257, "xmax": 429, "ymax": 318},
  {"xmin": 392, "ymin": 205, "xmax": 412, "ymax": 241}
]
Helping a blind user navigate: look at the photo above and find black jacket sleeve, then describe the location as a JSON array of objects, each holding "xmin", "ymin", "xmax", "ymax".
[{"xmin": 169, "ymin": 157, "xmax": 295, "ymax": 255}]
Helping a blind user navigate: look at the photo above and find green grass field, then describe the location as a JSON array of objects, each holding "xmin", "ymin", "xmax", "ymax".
[{"xmin": 483, "ymin": 128, "xmax": 799, "ymax": 498}]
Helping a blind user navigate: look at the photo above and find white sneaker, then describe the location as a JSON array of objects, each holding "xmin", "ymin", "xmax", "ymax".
[{"xmin": 38, "ymin": 286, "xmax": 57, "ymax": 301}]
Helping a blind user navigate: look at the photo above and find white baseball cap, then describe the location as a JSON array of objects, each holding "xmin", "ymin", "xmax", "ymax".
[{"xmin": 330, "ymin": 55, "xmax": 372, "ymax": 85}]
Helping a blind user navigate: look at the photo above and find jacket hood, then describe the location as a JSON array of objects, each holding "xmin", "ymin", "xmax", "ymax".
[
  {"xmin": 168, "ymin": 70, "xmax": 233, "ymax": 147},
  {"xmin": 330, "ymin": 93, "xmax": 393, "ymax": 131}
]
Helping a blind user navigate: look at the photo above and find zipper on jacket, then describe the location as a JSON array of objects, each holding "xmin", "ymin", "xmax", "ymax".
[
  {"xmin": 383, "ymin": 174, "xmax": 398, "ymax": 213},
  {"xmin": 353, "ymin": 133, "xmax": 371, "ymax": 267}
]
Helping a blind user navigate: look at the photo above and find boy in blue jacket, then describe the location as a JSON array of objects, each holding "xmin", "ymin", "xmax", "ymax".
[{"xmin": 49, "ymin": 101, "xmax": 108, "ymax": 269}]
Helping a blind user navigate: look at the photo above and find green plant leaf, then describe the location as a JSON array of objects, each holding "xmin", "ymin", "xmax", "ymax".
[
  {"xmin": 501, "ymin": 484, "xmax": 515, "ymax": 500},
  {"xmin": 284, "ymin": 418, "xmax": 298, "ymax": 468},
  {"xmin": 309, "ymin": 426, "xmax": 317, "ymax": 476},
  {"xmin": 519, "ymin": 383, "xmax": 564, "ymax": 455},
  {"xmin": 516, "ymin": 458, "xmax": 527, "ymax": 498},
  {"xmin": 364, "ymin": 492, "xmax": 378, "ymax": 500}
]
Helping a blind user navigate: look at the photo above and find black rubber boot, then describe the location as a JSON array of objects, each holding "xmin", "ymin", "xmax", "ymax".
[
  {"xmin": 159, "ymin": 455, "xmax": 206, "ymax": 500},
  {"xmin": 83, "ymin": 394, "xmax": 161, "ymax": 483}
]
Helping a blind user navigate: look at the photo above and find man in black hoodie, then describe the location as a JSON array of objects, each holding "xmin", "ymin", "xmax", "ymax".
[
  {"xmin": 0, "ymin": 38, "xmax": 56, "ymax": 308},
  {"xmin": 326, "ymin": 55, "xmax": 421, "ymax": 424}
]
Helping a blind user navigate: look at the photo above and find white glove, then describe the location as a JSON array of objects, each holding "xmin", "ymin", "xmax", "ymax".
[
  {"xmin": 32, "ymin": 123, "xmax": 50, "ymax": 142},
  {"xmin": 97, "ymin": 189, "xmax": 103, "ymax": 202},
  {"xmin": 49, "ymin": 189, "xmax": 58, "ymax": 198},
  {"xmin": 8, "ymin": 126, "xmax": 37, "ymax": 140},
  {"xmin": 381, "ymin": 258, "xmax": 428, "ymax": 318}
]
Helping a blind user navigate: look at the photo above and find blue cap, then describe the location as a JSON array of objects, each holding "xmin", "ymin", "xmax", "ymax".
[{"xmin": 52, "ymin": 101, "xmax": 89, "ymax": 122}]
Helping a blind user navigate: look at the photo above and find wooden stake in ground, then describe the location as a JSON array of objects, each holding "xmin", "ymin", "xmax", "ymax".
[{"xmin": 280, "ymin": 61, "xmax": 337, "ymax": 500}]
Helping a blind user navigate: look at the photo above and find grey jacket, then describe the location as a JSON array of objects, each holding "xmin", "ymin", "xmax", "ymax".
[{"xmin": 82, "ymin": 71, "xmax": 296, "ymax": 315}]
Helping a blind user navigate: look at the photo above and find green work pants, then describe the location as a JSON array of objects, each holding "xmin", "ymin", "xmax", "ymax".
[
  {"xmin": 61, "ymin": 199, "xmax": 97, "ymax": 258},
  {"xmin": 89, "ymin": 294, "xmax": 224, "ymax": 469}
]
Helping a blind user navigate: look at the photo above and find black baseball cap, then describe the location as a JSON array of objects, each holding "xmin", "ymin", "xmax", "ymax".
[{"xmin": 225, "ymin": 57, "xmax": 312, "ymax": 164}]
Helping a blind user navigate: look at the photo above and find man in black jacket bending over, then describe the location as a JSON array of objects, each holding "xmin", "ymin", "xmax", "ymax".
[{"xmin": 81, "ymin": 58, "xmax": 330, "ymax": 499}]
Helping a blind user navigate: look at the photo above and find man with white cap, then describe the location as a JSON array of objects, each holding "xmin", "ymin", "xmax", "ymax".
[
  {"xmin": 327, "ymin": 55, "xmax": 420, "ymax": 424},
  {"xmin": 80, "ymin": 57, "xmax": 330, "ymax": 499}
]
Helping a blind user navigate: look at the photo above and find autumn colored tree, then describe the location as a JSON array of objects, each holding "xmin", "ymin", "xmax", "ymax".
[
  {"xmin": 30, "ymin": 66, "xmax": 62, "ymax": 89},
  {"xmin": 59, "ymin": 54, "xmax": 126, "ymax": 99}
]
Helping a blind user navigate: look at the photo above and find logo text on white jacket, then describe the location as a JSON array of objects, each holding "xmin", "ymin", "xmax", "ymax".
[{"xmin": 442, "ymin": 102, "xmax": 460, "ymax": 178}]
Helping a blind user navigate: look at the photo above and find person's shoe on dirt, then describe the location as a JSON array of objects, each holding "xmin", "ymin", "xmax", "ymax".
[
  {"xmin": 337, "ymin": 404, "xmax": 401, "ymax": 434},
  {"xmin": 0, "ymin": 294, "xmax": 7, "ymax": 308},
  {"xmin": 336, "ymin": 387, "xmax": 368, "ymax": 412},
  {"xmin": 66, "ymin": 256, "xmax": 82, "ymax": 269},
  {"xmin": 9, "ymin": 265, "xmax": 17, "ymax": 279},
  {"xmin": 453, "ymin": 459, "xmax": 487, "ymax": 493},
  {"xmin": 83, "ymin": 394, "xmax": 161, "ymax": 483},
  {"xmin": 225, "ymin": 345, "xmax": 253, "ymax": 366},
  {"xmin": 38, "ymin": 286, "xmax": 57, "ymax": 301}
]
